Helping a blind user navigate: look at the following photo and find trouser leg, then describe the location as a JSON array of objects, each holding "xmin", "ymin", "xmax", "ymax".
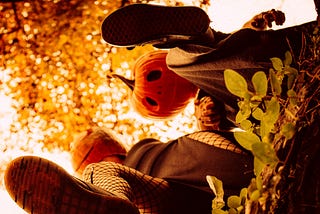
[
  {"xmin": 166, "ymin": 43, "xmax": 262, "ymax": 123},
  {"xmin": 166, "ymin": 21, "xmax": 317, "ymax": 124}
]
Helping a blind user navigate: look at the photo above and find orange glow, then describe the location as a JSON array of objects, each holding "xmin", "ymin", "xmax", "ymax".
[{"xmin": 0, "ymin": 0, "xmax": 317, "ymax": 213}]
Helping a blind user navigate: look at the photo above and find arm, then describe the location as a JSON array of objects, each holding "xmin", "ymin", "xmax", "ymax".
[
  {"xmin": 194, "ymin": 96, "xmax": 222, "ymax": 130},
  {"xmin": 242, "ymin": 9, "xmax": 285, "ymax": 30},
  {"xmin": 194, "ymin": 91, "xmax": 236, "ymax": 131}
]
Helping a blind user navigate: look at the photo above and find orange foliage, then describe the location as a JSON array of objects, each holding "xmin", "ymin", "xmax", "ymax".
[{"xmin": 0, "ymin": 0, "xmax": 209, "ymax": 161}]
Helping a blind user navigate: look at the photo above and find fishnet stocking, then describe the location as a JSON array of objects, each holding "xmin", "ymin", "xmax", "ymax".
[
  {"xmin": 82, "ymin": 161, "xmax": 172, "ymax": 214},
  {"xmin": 82, "ymin": 132, "xmax": 247, "ymax": 213},
  {"xmin": 187, "ymin": 131, "xmax": 247, "ymax": 154}
]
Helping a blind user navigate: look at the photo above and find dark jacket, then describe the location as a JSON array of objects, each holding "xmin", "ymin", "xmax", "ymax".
[{"xmin": 124, "ymin": 131, "xmax": 254, "ymax": 213}]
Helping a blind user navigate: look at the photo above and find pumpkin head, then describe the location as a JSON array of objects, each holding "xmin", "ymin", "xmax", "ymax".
[
  {"xmin": 71, "ymin": 127, "xmax": 127, "ymax": 175},
  {"xmin": 114, "ymin": 50, "xmax": 198, "ymax": 119}
]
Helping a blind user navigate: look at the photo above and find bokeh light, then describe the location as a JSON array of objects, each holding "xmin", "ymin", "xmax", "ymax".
[{"xmin": 0, "ymin": 0, "xmax": 317, "ymax": 213}]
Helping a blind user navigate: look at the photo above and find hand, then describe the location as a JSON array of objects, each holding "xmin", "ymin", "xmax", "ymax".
[
  {"xmin": 194, "ymin": 96, "xmax": 221, "ymax": 131},
  {"xmin": 243, "ymin": 9, "xmax": 285, "ymax": 31}
]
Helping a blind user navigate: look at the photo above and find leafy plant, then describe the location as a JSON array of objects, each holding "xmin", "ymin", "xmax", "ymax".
[{"xmin": 209, "ymin": 51, "xmax": 300, "ymax": 213}]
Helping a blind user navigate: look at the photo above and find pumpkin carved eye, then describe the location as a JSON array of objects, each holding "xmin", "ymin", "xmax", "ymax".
[
  {"xmin": 146, "ymin": 97, "xmax": 158, "ymax": 106},
  {"xmin": 146, "ymin": 70, "xmax": 162, "ymax": 82}
]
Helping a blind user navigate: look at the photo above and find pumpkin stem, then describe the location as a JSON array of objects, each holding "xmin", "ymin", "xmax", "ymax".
[{"xmin": 112, "ymin": 74, "xmax": 135, "ymax": 91}]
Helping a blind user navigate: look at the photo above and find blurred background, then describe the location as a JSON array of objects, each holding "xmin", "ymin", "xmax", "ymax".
[{"xmin": 0, "ymin": 0, "xmax": 317, "ymax": 212}]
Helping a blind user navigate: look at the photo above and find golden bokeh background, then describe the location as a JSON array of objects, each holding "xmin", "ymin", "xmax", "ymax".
[{"xmin": 0, "ymin": 0, "xmax": 317, "ymax": 212}]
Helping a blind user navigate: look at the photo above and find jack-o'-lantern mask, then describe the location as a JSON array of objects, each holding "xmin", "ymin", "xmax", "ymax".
[{"xmin": 114, "ymin": 50, "xmax": 198, "ymax": 119}]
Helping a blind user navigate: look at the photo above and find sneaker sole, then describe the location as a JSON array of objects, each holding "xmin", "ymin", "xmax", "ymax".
[
  {"xmin": 101, "ymin": 3, "xmax": 210, "ymax": 47},
  {"xmin": 4, "ymin": 156, "xmax": 139, "ymax": 214}
]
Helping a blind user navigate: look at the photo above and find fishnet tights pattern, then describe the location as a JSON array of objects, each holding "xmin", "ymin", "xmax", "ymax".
[
  {"xmin": 82, "ymin": 132, "xmax": 246, "ymax": 213},
  {"xmin": 187, "ymin": 131, "xmax": 247, "ymax": 154},
  {"xmin": 82, "ymin": 161, "xmax": 171, "ymax": 214}
]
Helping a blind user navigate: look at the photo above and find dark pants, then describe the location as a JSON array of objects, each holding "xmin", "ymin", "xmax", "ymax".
[
  {"xmin": 124, "ymin": 132, "xmax": 254, "ymax": 212},
  {"xmin": 166, "ymin": 21, "xmax": 317, "ymax": 124}
]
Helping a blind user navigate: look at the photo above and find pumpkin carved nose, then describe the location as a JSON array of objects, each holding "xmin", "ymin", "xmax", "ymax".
[{"xmin": 146, "ymin": 70, "xmax": 162, "ymax": 81}]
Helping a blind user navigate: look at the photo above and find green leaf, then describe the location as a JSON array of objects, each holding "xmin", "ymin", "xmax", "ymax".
[
  {"xmin": 207, "ymin": 175, "xmax": 224, "ymax": 197},
  {"xmin": 250, "ymin": 190, "xmax": 261, "ymax": 201},
  {"xmin": 250, "ymin": 95, "xmax": 263, "ymax": 106},
  {"xmin": 212, "ymin": 209, "xmax": 228, "ymax": 214},
  {"xmin": 229, "ymin": 208, "xmax": 238, "ymax": 214},
  {"xmin": 243, "ymin": 91, "xmax": 252, "ymax": 101},
  {"xmin": 239, "ymin": 188, "xmax": 248, "ymax": 204},
  {"xmin": 251, "ymin": 142, "xmax": 279, "ymax": 166},
  {"xmin": 269, "ymin": 69, "xmax": 282, "ymax": 96},
  {"xmin": 236, "ymin": 100, "xmax": 251, "ymax": 123},
  {"xmin": 283, "ymin": 51, "xmax": 292, "ymax": 66},
  {"xmin": 252, "ymin": 107, "xmax": 264, "ymax": 120},
  {"xmin": 281, "ymin": 122, "xmax": 296, "ymax": 140},
  {"xmin": 260, "ymin": 97, "xmax": 280, "ymax": 139},
  {"xmin": 265, "ymin": 97, "xmax": 280, "ymax": 119},
  {"xmin": 236, "ymin": 111, "xmax": 247, "ymax": 124},
  {"xmin": 284, "ymin": 66, "xmax": 298, "ymax": 76},
  {"xmin": 236, "ymin": 206, "xmax": 244, "ymax": 213},
  {"xmin": 247, "ymin": 178, "xmax": 258, "ymax": 194},
  {"xmin": 240, "ymin": 120, "xmax": 252, "ymax": 131},
  {"xmin": 287, "ymin": 89, "xmax": 298, "ymax": 106},
  {"xmin": 227, "ymin": 196, "xmax": 241, "ymax": 209},
  {"xmin": 234, "ymin": 131, "xmax": 261, "ymax": 151},
  {"xmin": 224, "ymin": 69, "xmax": 248, "ymax": 98},
  {"xmin": 252, "ymin": 71, "xmax": 268, "ymax": 96},
  {"xmin": 270, "ymin": 57, "xmax": 283, "ymax": 72},
  {"xmin": 206, "ymin": 176, "xmax": 225, "ymax": 210},
  {"xmin": 253, "ymin": 157, "xmax": 266, "ymax": 177},
  {"xmin": 255, "ymin": 173, "xmax": 263, "ymax": 191}
]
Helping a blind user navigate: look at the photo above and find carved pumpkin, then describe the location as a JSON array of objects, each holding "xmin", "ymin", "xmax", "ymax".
[
  {"xmin": 71, "ymin": 128, "xmax": 127, "ymax": 175},
  {"xmin": 114, "ymin": 50, "xmax": 198, "ymax": 119}
]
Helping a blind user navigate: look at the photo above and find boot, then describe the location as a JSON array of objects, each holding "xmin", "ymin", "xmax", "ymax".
[
  {"xmin": 4, "ymin": 156, "xmax": 139, "ymax": 214},
  {"xmin": 101, "ymin": 3, "xmax": 213, "ymax": 48}
]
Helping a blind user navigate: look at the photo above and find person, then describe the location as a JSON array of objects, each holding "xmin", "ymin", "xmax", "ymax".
[
  {"xmin": 102, "ymin": 3, "xmax": 318, "ymax": 126},
  {"xmin": 5, "ymin": 127, "xmax": 253, "ymax": 214},
  {"xmin": 4, "ymin": 3, "xmax": 318, "ymax": 214}
]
